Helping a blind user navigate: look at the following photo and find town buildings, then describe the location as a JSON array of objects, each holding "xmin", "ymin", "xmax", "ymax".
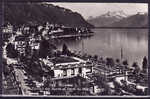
[
  {"xmin": 2, "ymin": 23, "xmax": 13, "ymax": 42},
  {"xmin": 14, "ymin": 35, "xmax": 27, "ymax": 56},
  {"xmin": 2, "ymin": 22, "xmax": 148, "ymax": 96}
]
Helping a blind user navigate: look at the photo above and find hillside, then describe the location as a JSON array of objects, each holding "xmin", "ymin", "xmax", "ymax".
[
  {"xmin": 4, "ymin": 2, "xmax": 93, "ymax": 28},
  {"xmin": 110, "ymin": 13, "xmax": 148, "ymax": 27}
]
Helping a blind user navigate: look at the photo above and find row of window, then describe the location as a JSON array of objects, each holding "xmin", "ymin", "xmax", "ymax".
[
  {"xmin": 63, "ymin": 67, "xmax": 82, "ymax": 76},
  {"xmin": 63, "ymin": 67, "xmax": 92, "ymax": 76},
  {"xmin": 17, "ymin": 41, "xmax": 26, "ymax": 45}
]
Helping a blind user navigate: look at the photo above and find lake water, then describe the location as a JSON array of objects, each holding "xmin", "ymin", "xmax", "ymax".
[{"xmin": 54, "ymin": 29, "xmax": 148, "ymax": 68}]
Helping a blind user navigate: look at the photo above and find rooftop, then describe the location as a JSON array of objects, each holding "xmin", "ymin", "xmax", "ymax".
[
  {"xmin": 51, "ymin": 56, "xmax": 86, "ymax": 65},
  {"xmin": 42, "ymin": 56, "xmax": 88, "ymax": 69}
]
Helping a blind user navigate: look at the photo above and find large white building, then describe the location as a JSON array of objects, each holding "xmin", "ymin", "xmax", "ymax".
[{"xmin": 42, "ymin": 56, "xmax": 93, "ymax": 79}]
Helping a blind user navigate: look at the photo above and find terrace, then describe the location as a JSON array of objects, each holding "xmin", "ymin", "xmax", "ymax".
[
  {"xmin": 42, "ymin": 56, "xmax": 88, "ymax": 70},
  {"xmin": 51, "ymin": 56, "xmax": 79, "ymax": 64},
  {"xmin": 50, "ymin": 56, "xmax": 86, "ymax": 66}
]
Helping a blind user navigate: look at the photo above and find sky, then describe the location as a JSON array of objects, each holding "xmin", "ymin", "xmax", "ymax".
[{"xmin": 50, "ymin": 3, "xmax": 148, "ymax": 19}]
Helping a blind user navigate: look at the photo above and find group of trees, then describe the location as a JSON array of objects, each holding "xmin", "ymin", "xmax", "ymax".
[
  {"xmin": 104, "ymin": 56, "xmax": 148, "ymax": 86},
  {"xmin": 106, "ymin": 57, "xmax": 115, "ymax": 68},
  {"xmin": 6, "ymin": 43, "xmax": 18, "ymax": 58},
  {"xmin": 130, "ymin": 56, "xmax": 148, "ymax": 85},
  {"xmin": 142, "ymin": 56, "xmax": 148, "ymax": 73},
  {"xmin": 19, "ymin": 38, "xmax": 58, "ymax": 82},
  {"xmin": 132, "ymin": 56, "xmax": 148, "ymax": 74},
  {"xmin": 39, "ymin": 40, "xmax": 72, "ymax": 58},
  {"xmin": 3, "ymin": 58, "xmax": 10, "ymax": 77},
  {"xmin": 38, "ymin": 38, "xmax": 57, "ymax": 58},
  {"xmin": 39, "ymin": 39, "xmax": 51, "ymax": 58},
  {"xmin": 92, "ymin": 73, "xmax": 111, "ymax": 95},
  {"xmin": 24, "ymin": 37, "xmax": 57, "ymax": 59},
  {"xmin": 105, "ymin": 56, "xmax": 148, "ymax": 73}
]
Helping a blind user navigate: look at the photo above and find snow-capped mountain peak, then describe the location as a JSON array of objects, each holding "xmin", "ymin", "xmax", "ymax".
[{"xmin": 102, "ymin": 10, "xmax": 128, "ymax": 19}]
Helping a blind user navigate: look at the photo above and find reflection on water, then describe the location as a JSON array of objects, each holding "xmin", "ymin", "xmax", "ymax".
[{"xmin": 54, "ymin": 29, "xmax": 148, "ymax": 67}]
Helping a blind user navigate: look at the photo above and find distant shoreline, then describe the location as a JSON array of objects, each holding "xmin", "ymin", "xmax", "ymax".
[{"xmin": 92, "ymin": 27, "xmax": 149, "ymax": 29}]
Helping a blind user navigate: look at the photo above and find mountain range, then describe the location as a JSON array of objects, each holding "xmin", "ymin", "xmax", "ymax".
[
  {"xmin": 87, "ymin": 11, "xmax": 148, "ymax": 27},
  {"xmin": 110, "ymin": 13, "xmax": 148, "ymax": 27},
  {"xmin": 4, "ymin": 3, "xmax": 148, "ymax": 28},
  {"xmin": 4, "ymin": 2, "xmax": 93, "ymax": 28}
]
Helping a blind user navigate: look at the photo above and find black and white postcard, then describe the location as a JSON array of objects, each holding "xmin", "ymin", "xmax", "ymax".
[{"xmin": 1, "ymin": 1, "xmax": 149, "ymax": 97}]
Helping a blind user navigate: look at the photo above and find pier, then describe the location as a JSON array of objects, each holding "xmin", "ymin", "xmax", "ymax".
[{"xmin": 51, "ymin": 33, "xmax": 93, "ymax": 39}]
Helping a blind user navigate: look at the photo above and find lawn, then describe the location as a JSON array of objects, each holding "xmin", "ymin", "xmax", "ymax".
[{"xmin": 52, "ymin": 56, "xmax": 79, "ymax": 64}]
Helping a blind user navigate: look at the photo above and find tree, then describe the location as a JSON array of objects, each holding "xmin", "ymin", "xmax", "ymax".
[
  {"xmin": 6, "ymin": 43, "xmax": 18, "ymax": 58},
  {"xmin": 25, "ymin": 41, "xmax": 31, "ymax": 57},
  {"xmin": 3, "ymin": 58, "xmax": 9, "ymax": 77},
  {"xmin": 62, "ymin": 43, "xmax": 70, "ymax": 55},
  {"xmin": 106, "ymin": 57, "xmax": 115, "ymax": 68},
  {"xmin": 93, "ymin": 73, "xmax": 111, "ymax": 95},
  {"xmin": 116, "ymin": 59, "xmax": 120, "ymax": 64},
  {"xmin": 142, "ymin": 56, "xmax": 148, "ymax": 73},
  {"xmin": 132, "ymin": 62, "xmax": 140, "ymax": 84},
  {"xmin": 39, "ymin": 39, "xmax": 49, "ymax": 58},
  {"xmin": 116, "ymin": 59, "xmax": 121, "ymax": 73},
  {"xmin": 122, "ymin": 60, "xmax": 128, "ymax": 81},
  {"xmin": 42, "ymin": 68, "xmax": 55, "ymax": 94},
  {"xmin": 132, "ymin": 62, "xmax": 140, "ymax": 73},
  {"xmin": 39, "ymin": 39, "xmax": 56, "ymax": 58},
  {"xmin": 31, "ymin": 49, "xmax": 39, "ymax": 61},
  {"xmin": 94, "ymin": 55, "xmax": 98, "ymax": 61},
  {"xmin": 48, "ymin": 43, "xmax": 57, "ymax": 58},
  {"xmin": 132, "ymin": 62, "xmax": 137, "ymax": 68},
  {"xmin": 27, "ymin": 60, "xmax": 44, "ymax": 82},
  {"xmin": 122, "ymin": 60, "xmax": 128, "ymax": 66},
  {"xmin": 122, "ymin": 60, "xmax": 128, "ymax": 71}
]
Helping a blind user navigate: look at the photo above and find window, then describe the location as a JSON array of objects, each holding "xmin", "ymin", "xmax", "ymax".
[
  {"xmin": 63, "ymin": 69, "xmax": 67, "ymax": 76},
  {"xmin": 86, "ymin": 67, "xmax": 92, "ymax": 73},
  {"xmin": 79, "ymin": 67, "xmax": 82, "ymax": 74},
  {"xmin": 71, "ymin": 68, "xmax": 75, "ymax": 75}
]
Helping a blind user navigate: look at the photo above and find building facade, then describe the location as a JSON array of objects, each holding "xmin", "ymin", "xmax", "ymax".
[{"xmin": 14, "ymin": 36, "xmax": 27, "ymax": 56}]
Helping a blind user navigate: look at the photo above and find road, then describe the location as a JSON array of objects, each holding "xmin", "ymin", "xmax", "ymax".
[{"xmin": 14, "ymin": 67, "xmax": 31, "ymax": 95}]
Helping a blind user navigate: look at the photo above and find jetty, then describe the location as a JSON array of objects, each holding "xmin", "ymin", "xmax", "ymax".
[{"xmin": 51, "ymin": 33, "xmax": 93, "ymax": 39}]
